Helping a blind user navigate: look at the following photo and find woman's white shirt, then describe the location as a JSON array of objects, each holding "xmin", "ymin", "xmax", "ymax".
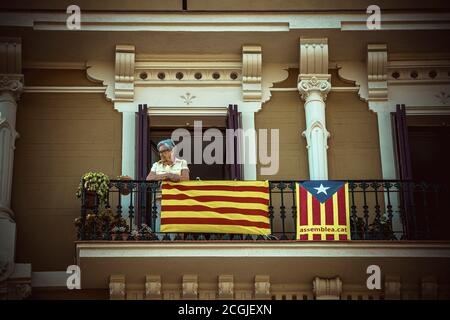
[{"xmin": 150, "ymin": 158, "xmax": 189, "ymax": 175}]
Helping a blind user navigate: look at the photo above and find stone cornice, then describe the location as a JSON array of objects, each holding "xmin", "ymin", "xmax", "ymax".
[{"xmin": 2, "ymin": 11, "xmax": 450, "ymax": 32}]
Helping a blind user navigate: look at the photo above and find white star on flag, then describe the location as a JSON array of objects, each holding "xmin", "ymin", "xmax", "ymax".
[{"xmin": 314, "ymin": 184, "xmax": 330, "ymax": 195}]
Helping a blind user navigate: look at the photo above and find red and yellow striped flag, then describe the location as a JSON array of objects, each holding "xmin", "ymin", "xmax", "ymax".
[
  {"xmin": 296, "ymin": 181, "xmax": 351, "ymax": 241},
  {"xmin": 160, "ymin": 181, "xmax": 271, "ymax": 234}
]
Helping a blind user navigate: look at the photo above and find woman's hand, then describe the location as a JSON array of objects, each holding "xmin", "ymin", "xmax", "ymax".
[
  {"xmin": 166, "ymin": 173, "xmax": 181, "ymax": 182},
  {"xmin": 146, "ymin": 172, "xmax": 169, "ymax": 181}
]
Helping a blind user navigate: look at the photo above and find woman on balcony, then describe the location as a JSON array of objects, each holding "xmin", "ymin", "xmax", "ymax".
[{"xmin": 146, "ymin": 139, "xmax": 190, "ymax": 239}]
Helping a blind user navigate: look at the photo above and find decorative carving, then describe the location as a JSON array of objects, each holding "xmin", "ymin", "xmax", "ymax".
[
  {"xmin": 145, "ymin": 275, "xmax": 161, "ymax": 300},
  {"xmin": 182, "ymin": 274, "xmax": 198, "ymax": 299},
  {"xmin": 218, "ymin": 274, "xmax": 234, "ymax": 299},
  {"xmin": 0, "ymin": 112, "xmax": 20, "ymax": 151},
  {"xmin": 114, "ymin": 45, "xmax": 135, "ymax": 101},
  {"xmin": 254, "ymin": 275, "xmax": 270, "ymax": 299},
  {"xmin": 299, "ymin": 38, "xmax": 329, "ymax": 75},
  {"xmin": 302, "ymin": 121, "xmax": 330, "ymax": 150},
  {"xmin": 367, "ymin": 44, "xmax": 388, "ymax": 102},
  {"xmin": 13, "ymin": 283, "xmax": 31, "ymax": 299},
  {"xmin": 298, "ymin": 75, "xmax": 331, "ymax": 101},
  {"xmin": 0, "ymin": 39, "xmax": 21, "ymax": 74},
  {"xmin": 421, "ymin": 276, "xmax": 438, "ymax": 300},
  {"xmin": 180, "ymin": 92, "xmax": 196, "ymax": 105},
  {"xmin": 109, "ymin": 274, "xmax": 126, "ymax": 300},
  {"xmin": 242, "ymin": 45, "xmax": 262, "ymax": 101},
  {"xmin": 0, "ymin": 75, "xmax": 24, "ymax": 101},
  {"xmin": 313, "ymin": 277, "xmax": 342, "ymax": 300},
  {"xmin": 135, "ymin": 69, "xmax": 242, "ymax": 83},
  {"xmin": 435, "ymin": 91, "xmax": 450, "ymax": 104},
  {"xmin": 384, "ymin": 275, "xmax": 401, "ymax": 300}
]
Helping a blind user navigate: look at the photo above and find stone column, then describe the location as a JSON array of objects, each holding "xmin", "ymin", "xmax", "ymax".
[
  {"xmin": 0, "ymin": 88, "xmax": 21, "ymax": 219},
  {"xmin": 298, "ymin": 38, "xmax": 331, "ymax": 180},
  {"xmin": 0, "ymin": 38, "xmax": 28, "ymax": 298}
]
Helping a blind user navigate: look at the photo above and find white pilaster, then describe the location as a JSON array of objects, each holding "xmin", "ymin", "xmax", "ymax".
[
  {"xmin": 241, "ymin": 46, "xmax": 262, "ymax": 180},
  {"xmin": 240, "ymin": 105, "xmax": 259, "ymax": 180},
  {"xmin": 367, "ymin": 44, "xmax": 402, "ymax": 235},
  {"xmin": 117, "ymin": 107, "xmax": 137, "ymax": 179},
  {"xmin": 298, "ymin": 38, "xmax": 331, "ymax": 180},
  {"xmin": 367, "ymin": 44, "xmax": 396, "ymax": 179}
]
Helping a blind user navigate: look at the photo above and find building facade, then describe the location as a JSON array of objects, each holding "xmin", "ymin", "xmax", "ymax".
[{"xmin": 1, "ymin": 0, "xmax": 450, "ymax": 300}]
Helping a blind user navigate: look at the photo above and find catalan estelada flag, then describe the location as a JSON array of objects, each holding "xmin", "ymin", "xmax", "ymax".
[
  {"xmin": 160, "ymin": 181, "xmax": 271, "ymax": 235},
  {"xmin": 296, "ymin": 181, "xmax": 351, "ymax": 241}
]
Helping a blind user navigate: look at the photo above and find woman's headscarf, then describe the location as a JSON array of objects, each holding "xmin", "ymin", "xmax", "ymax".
[{"xmin": 157, "ymin": 139, "xmax": 176, "ymax": 151}]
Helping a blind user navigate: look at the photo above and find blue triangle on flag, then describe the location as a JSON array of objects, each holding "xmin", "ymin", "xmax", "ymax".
[{"xmin": 300, "ymin": 180, "xmax": 346, "ymax": 203}]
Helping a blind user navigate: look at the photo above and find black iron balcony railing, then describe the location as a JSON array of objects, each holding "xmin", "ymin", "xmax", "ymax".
[{"xmin": 76, "ymin": 180, "xmax": 449, "ymax": 241}]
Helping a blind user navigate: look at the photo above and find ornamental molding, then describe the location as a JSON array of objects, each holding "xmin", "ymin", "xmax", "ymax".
[
  {"xmin": 218, "ymin": 274, "xmax": 234, "ymax": 299},
  {"xmin": 145, "ymin": 274, "xmax": 161, "ymax": 300},
  {"xmin": 109, "ymin": 274, "xmax": 126, "ymax": 300},
  {"xmin": 87, "ymin": 46, "xmax": 267, "ymax": 112},
  {"xmin": 2, "ymin": 12, "xmax": 450, "ymax": 32},
  {"xmin": 367, "ymin": 44, "xmax": 388, "ymax": 103},
  {"xmin": 254, "ymin": 275, "xmax": 271, "ymax": 299},
  {"xmin": 313, "ymin": 277, "xmax": 342, "ymax": 300},
  {"xmin": 182, "ymin": 274, "xmax": 198, "ymax": 299},
  {"xmin": 421, "ymin": 276, "xmax": 438, "ymax": 300},
  {"xmin": 114, "ymin": 45, "xmax": 135, "ymax": 102},
  {"xmin": 384, "ymin": 275, "xmax": 401, "ymax": 300},
  {"xmin": 242, "ymin": 45, "xmax": 262, "ymax": 102},
  {"xmin": 135, "ymin": 54, "xmax": 242, "ymax": 86},
  {"xmin": 387, "ymin": 59, "xmax": 450, "ymax": 85}
]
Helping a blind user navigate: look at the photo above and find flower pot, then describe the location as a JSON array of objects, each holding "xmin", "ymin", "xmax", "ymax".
[
  {"xmin": 84, "ymin": 191, "xmax": 98, "ymax": 209},
  {"xmin": 110, "ymin": 233, "xmax": 117, "ymax": 240},
  {"xmin": 121, "ymin": 233, "xmax": 129, "ymax": 241}
]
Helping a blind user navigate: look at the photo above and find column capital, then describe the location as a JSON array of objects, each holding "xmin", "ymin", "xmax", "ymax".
[
  {"xmin": 0, "ymin": 74, "xmax": 24, "ymax": 101},
  {"xmin": 298, "ymin": 75, "xmax": 331, "ymax": 101}
]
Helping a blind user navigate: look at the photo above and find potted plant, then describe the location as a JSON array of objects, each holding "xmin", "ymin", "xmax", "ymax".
[
  {"xmin": 110, "ymin": 226, "xmax": 119, "ymax": 240},
  {"xmin": 139, "ymin": 223, "xmax": 153, "ymax": 240},
  {"xmin": 350, "ymin": 216, "xmax": 366, "ymax": 240},
  {"xmin": 130, "ymin": 228, "xmax": 140, "ymax": 241},
  {"xmin": 368, "ymin": 216, "xmax": 397, "ymax": 240},
  {"xmin": 109, "ymin": 216, "xmax": 129, "ymax": 241},
  {"xmin": 76, "ymin": 171, "xmax": 110, "ymax": 208},
  {"xmin": 118, "ymin": 226, "xmax": 129, "ymax": 241}
]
